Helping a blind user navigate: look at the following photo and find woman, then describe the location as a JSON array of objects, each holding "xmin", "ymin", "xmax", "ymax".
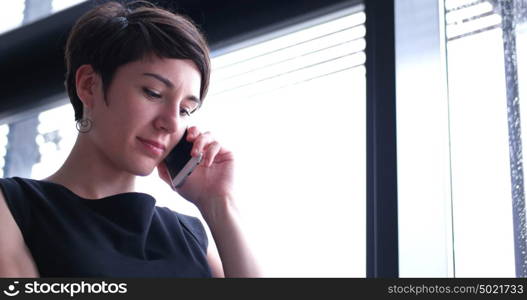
[{"xmin": 0, "ymin": 1, "xmax": 260, "ymax": 278}]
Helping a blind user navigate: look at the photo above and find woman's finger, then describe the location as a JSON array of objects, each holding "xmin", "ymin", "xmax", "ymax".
[
  {"xmin": 186, "ymin": 126, "xmax": 200, "ymax": 142},
  {"xmin": 203, "ymin": 141, "xmax": 221, "ymax": 167},
  {"xmin": 191, "ymin": 131, "xmax": 213, "ymax": 157}
]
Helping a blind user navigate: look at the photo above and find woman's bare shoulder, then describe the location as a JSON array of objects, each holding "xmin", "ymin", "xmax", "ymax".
[{"xmin": 0, "ymin": 190, "xmax": 39, "ymax": 277}]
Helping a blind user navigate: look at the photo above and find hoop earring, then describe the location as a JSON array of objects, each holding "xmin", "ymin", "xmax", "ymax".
[{"xmin": 76, "ymin": 118, "xmax": 93, "ymax": 133}]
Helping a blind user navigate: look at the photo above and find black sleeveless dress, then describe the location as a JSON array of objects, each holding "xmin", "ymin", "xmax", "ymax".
[{"xmin": 0, "ymin": 177, "xmax": 211, "ymax": 277}]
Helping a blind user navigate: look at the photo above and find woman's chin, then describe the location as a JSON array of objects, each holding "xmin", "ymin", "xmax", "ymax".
[
  {"xmin": 128, "ymin": 163, "xmax": 157, "ymax": 177},
  {"xmin": 137, "ymin": 168, "xmax": 156, "ymax": 177}
]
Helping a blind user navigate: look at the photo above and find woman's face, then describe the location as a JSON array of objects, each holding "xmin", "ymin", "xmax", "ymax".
[{"xmin": 88, "ymin": 56, "xmax": 202, "ymax": 176}]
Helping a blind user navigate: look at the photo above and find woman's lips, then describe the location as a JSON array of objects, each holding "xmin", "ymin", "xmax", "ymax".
[{"xmin": 137, "ymin": 137, "xmax": 166, "ymax": 157}]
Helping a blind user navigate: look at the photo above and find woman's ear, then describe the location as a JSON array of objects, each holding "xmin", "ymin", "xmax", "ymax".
[{"xmin": 75, "ymin": 64, "xmax": 100, "ymax": 110}]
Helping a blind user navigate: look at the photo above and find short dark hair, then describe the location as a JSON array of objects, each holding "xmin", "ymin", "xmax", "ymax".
[{"xmin": 64, "ymin": 0, "xmax": 211, "ymax": 121}]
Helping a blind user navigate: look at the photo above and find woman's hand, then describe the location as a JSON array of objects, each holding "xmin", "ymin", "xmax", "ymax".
[{"xmin": 157, "ymin": 126, "xmax": 235, "ymax": 213}]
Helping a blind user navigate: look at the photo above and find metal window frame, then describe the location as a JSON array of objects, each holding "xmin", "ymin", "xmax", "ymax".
[
  {"xmin": 365, "ymin": 0, "xmax": 398, "ymax": 278},
  {"xmin": 498, "ymin": 0, "xmax": 527, "ymax": 278}
]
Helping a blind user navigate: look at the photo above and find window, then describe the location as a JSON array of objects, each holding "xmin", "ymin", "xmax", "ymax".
[
  {"xmin": 396, "ymin": 0, "xmax": 526, "ymax": 277},
  {"xmin": 445, "ymin": 0, "xmax": 526, "ymax": 277},
  {"xmin": 0, "ymin": 0, "xmax": 86, "ymax": 34},
  {"xmin": 0, "ymin": 125, "xmax": 9, "ymax": 178},
  {"xmin": 0, "ymin": 0, "xmax": 25, "ymax": 34},
  {"xmin": 51, "ymin": 0, "xmax": 86, "ymax": 13},
  {"xmin": 139, "ymin": 4, "xmax": 367, "ymax": 277},
  {"xmin": 31, "ymin": 105, "xmax": 76, "ymax": 180}
]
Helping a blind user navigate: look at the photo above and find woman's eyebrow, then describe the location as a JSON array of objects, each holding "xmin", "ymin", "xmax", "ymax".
[{"xmin": 142, "ymin": 72, "xmax": 174, "ymax": 88}]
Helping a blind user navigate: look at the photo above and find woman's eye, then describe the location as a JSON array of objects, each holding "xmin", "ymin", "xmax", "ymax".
[
  {"xmin": 180, "ymin": 107, "xmax": 191, "ymax": 117},
  {"xmin": 143, "ymin": 88, "xmax": 161, "ymax": 99}
]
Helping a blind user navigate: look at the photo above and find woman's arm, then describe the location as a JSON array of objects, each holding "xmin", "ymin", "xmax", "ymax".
[
  {"xmin": 201, "ymin": 196, "xmax": 261, "ymax": 278},
  {"xmin": 206, "ymin": 239, "xmax": 225, "ymax": 277},
  {"xmin": 158, "ymin": 126, "xmax": 262, "ymax": 277},
  {"xmin": 0, "ymin": 192, "xmax": 39, "ymax": 277}
]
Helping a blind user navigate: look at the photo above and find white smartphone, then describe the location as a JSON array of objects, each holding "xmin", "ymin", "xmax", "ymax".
[{"xmin": 163, "ymin": 129, "xmax": 203, "ymax": 189}]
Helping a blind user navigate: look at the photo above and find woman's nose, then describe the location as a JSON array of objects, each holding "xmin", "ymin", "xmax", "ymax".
[{"xmin": 154, "ymin": 107, "xmax": 179, "ymax": 133}]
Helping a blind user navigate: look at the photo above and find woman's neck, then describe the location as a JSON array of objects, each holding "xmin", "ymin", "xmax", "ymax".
[{"xmin": 44, "ymin": 135, "xmax": 136, "ymax": 199}]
